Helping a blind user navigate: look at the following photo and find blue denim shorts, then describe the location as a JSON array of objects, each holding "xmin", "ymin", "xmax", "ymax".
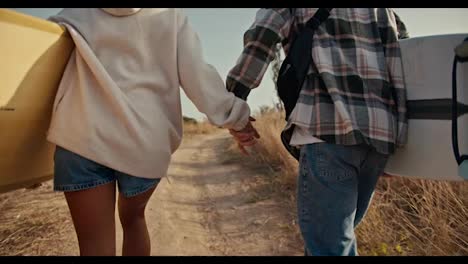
[{"xmin": 53, "ymin": 146, "xmax": 160, "ymax": 198}]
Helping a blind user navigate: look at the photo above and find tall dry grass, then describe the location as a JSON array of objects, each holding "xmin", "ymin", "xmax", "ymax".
[
  {"xmin": 249, "ymin": 107, "xmax": 468, "ymax": 256},
  {"xmin": 0, "ymin": 181, "xmax": 77, "ymax": 255}
]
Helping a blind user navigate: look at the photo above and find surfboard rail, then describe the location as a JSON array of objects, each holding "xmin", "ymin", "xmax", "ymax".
[{"xmin": 0, "ymin": 9, "xmax": 74, "ymax": 194}]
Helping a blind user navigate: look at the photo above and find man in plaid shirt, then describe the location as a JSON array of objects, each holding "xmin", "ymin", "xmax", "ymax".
[{"xmin": 227, "ymin": 8, "xmax": 409, "ymax": 256}]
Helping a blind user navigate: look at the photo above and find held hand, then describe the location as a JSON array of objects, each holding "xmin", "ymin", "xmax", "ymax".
[{"xmin": 229, "ymin": 117, "xmax": 260, "ymax": 155}]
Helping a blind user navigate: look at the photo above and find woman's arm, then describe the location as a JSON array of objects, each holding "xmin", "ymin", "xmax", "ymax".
[{"xmin": 176, "ymin": 10, "xmax": 251, "ymax": 131}]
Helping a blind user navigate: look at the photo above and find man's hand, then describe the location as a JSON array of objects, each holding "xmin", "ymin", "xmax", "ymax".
[{"xmin": 229, "ymin": 116, "xmax": 260, "ymax": 155}]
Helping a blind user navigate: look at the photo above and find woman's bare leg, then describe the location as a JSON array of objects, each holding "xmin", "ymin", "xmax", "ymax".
[
  {"xmin": 118, "ymin": 186, "xmax": 157, "ymax": 256},
  {"xmin": 64, "ymin": 182, "xmax": 117, "ymax": 256}
]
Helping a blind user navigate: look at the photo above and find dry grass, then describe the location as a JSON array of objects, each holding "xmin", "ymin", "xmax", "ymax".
[
  {"xmin": 358, "ymin": 178, "xmax": 468, "ymax": 256},
  {"xmin": 0, "ymin": 181, "xmax": 77, "ymax": 256},
  {"xmin": 183, "ymin": 116, "xmax": 220, "ymax": 136},
  {"xmin": 248, "ymin": 106, "xmax": 468, "ymax": 256}
]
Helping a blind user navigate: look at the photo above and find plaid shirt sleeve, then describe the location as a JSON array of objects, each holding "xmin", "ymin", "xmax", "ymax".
[
  {"xmin": 226, "ymin": 8, "xmax": 292, "ymax": 100},
  {"xmin": 378, "ymin": 9, "xmax": 409, "ymax": 147}
]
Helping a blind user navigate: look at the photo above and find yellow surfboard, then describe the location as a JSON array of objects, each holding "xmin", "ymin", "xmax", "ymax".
[{"xmin": 0, "ymin": 9, "xmax": 74, "ymax": 193}]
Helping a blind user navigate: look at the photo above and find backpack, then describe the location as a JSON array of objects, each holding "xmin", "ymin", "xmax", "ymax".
[{"xmin": 276, "ymin": 8, "xmax": 333, "ymax": 160}]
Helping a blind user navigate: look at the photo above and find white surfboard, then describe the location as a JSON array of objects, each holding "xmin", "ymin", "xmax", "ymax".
[{"xmin": 385, "ymin": 34, "xmax": 468, "ymax": 181}]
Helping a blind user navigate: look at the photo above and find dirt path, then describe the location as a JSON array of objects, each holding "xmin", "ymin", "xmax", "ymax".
[{"xmin": 1, "ymin": 132, "xmax": 302, "ymax": 256}]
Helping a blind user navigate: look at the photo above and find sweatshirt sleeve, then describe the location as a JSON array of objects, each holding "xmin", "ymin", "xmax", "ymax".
[{"xmin": 175, "ymin": 10, "xmax": 251, "ymax": 131}]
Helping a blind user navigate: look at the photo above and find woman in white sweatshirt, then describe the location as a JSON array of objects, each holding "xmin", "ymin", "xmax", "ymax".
[{"xmin": 47, "ymin": 8, "xmax": 253, "ymax": 256}]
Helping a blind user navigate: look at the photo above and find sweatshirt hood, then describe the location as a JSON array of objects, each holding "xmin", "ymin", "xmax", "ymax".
[{"xmin": 100, "ymin": 8, "xmax": 142, "ymax": 17}]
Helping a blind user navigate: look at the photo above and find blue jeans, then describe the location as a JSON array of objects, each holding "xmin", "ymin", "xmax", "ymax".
[{"xmin": 297, "ymin": 143, "xmax": 388, "ymax": 256}]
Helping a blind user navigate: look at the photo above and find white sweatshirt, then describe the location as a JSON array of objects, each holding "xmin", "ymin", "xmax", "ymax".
[{"xmin": 47, "ymin": 8, "xmax": 250, "ymax": 179}]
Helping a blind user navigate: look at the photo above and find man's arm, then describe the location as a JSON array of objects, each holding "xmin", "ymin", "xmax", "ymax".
[
  {"xmin": 226, "ymin": 8, "xmax": 292, "ymax": 101},
  {"xmin": 393, "ymin": 10, "xmax": 410, "ymax": 39},
  {"xmin": 379, "ymin": 9, "xmax": 410, "ymax": 178},
  {"xmin": 378, "ymin": 9, "xmax": 408, "ymax": 147}
]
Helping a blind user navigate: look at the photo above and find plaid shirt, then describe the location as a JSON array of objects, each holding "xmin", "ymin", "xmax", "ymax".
[{"xmin": 226, "ymin": 8, "xmax": 409, "ymax": 155}]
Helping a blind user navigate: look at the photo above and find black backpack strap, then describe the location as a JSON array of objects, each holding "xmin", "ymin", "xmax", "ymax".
[
  {"xmin": 305, "ymin": 8, "xmax": 334, "ymax": 31},
  {"xmin": 277, "ymin": 8, "xmax": 334, "ymax": 161}
]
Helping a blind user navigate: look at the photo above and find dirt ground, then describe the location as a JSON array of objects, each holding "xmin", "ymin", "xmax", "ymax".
[{"xmin": 0, "ymin": 132, "xmax": 303, "ymax": 256}]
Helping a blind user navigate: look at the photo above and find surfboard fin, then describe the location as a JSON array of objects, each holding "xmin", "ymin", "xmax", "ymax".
[{"xmin": 458, "ymin": 160, "xmax": 468, "ymax": 180}]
